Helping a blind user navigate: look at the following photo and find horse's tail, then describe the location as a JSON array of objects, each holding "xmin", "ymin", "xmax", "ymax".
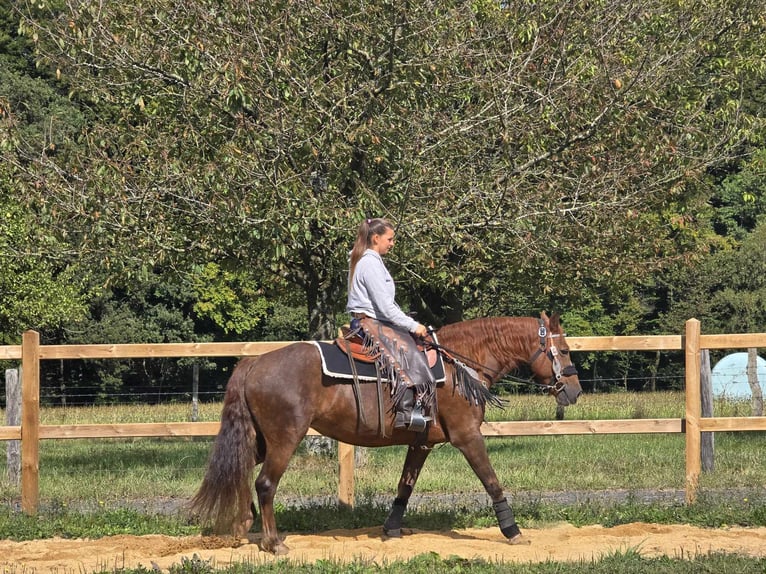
[{"xmin": 190, "ymin": 358, "xmax": 260, "ymax": 534}]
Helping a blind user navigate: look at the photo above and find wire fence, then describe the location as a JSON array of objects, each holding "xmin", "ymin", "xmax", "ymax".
[{"xmin": 2, "ymin": 323, "xmax": 766, "ymax": 513}]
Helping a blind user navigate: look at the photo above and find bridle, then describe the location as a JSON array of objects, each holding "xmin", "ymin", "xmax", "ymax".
[{"xmin": 528, "ymin": 319, "xmax": 578, "ymax": 395}]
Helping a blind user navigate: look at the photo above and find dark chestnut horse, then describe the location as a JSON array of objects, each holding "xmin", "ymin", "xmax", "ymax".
[{"xmin": 191, "ymin": 312, "xmax": 581, "ymax": 554}]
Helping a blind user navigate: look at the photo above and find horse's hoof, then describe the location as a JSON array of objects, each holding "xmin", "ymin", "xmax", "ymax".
[
  {"xmin": 259, "ymin": 539, "xmax": 290, "ymax": 555},
  {"xmin": 273, "ymin": 542, "xmax": 290, "ymax": 556},
  {"xmin": 383, "ymin": 527, "xmax": 402, "ymax": 538},
  {"xmin": 507, "ymin": 534, "xmax": 530, "ymax": 545}
]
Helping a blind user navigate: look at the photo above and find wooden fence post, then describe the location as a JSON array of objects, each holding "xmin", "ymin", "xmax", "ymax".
[
  {"xmin": 21, "ymin": 330, "xmax": 41, "ymax": 515},
  {"xmin": 747, "ymin": 348, "xmax": 764, "ymax": 416},
  {"xmin": 5, "ymin": 368, "xmax": 21, "ymax": 484},
  {"xmin": 684, "ymin": 319, "xmax": 701, "ymax": 504},
  {"xmin": 338, "ymin": 441, "xmax": 355, "ymax": 508}
]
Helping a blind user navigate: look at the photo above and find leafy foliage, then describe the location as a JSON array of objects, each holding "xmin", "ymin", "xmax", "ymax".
[
  {"xmin": 0, "ymin": 1, "xmax": 91, "ymax": 344},
  {"xmin": 40, "ymin": 273, "xmax": 227, "ymax": 403},
  {"xmin": 0, "ymin": 183, "xmax": 89, "ymax": 344},
  {"xmin": 711, "ymin": 149, "xmax": 766, "ymax": 239},
  {"xmin": 15, "ymin": 1, "xmax": 766, "ymax": 339},
  {"xmin": 1, "ymin": 1, "xmax": 765, "ymax": 394},
  {"xmin": 190, "ymin": 263, "xmax": 270, "ymax": 336},
  {"xmin": 660, "ymin": 219, "xmax": 766, "ymax": 335}
]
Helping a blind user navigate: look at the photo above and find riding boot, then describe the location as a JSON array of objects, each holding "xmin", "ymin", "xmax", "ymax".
[{"xmin": 394, "ymin": 387, "xmax": 430, "ymax": 432}]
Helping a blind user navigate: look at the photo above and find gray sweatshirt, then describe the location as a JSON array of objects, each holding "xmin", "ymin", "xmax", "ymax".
[{"xmin": 346, "ymin": 249, "xmax": 419, "ymax": 333}]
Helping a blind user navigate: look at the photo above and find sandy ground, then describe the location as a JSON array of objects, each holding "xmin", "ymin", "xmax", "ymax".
[{"xmin": 2, "ymin": 522, "xmax": 766, "ymax": 571}]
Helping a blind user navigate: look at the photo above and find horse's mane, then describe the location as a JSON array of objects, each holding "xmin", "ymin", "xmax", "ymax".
[{"xmin": 436, "ymin": 316, "xmax": 541, "ymax": 374}]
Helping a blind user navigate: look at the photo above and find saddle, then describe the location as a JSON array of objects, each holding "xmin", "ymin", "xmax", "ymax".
[
  {"xmin": 334, "ymin": 325, "xmax": 438, "ymax": 368},
  {"xmin": 335, "ymin": 325, "xmax": 378, "ymax": 363},
  {"xmin": 330, "ymin": 319, "xmax": 440, "ymax": 438}
]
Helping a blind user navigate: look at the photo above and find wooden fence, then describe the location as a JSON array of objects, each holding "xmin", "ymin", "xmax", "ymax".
[{"xmin": 2, "ymin": 318, "xmax": 766, "ymax": 515}]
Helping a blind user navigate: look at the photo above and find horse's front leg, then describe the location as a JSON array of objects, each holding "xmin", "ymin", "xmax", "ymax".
[
  {"xmin": 383, "ymin": 445, "xmax": 432, "ymax": 537},
  {"xmin": 451, "ymin": 431, "xmax": 523, "ymax": 544}
]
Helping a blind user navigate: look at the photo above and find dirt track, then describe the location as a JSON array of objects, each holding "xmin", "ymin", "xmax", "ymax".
[{"xmin": 2, "ymin": 522, "xmax": 766, "ymax": 571}]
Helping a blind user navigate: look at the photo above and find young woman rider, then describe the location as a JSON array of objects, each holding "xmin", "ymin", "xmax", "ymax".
[{"xmin": 346, "ymin": 218, "xmax": 434, "ymax": 432}]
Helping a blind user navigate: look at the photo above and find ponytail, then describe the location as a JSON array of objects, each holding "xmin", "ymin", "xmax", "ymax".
[{"xmin": 348, "ymin": 218, "xmax": 393, "ymax": 283}]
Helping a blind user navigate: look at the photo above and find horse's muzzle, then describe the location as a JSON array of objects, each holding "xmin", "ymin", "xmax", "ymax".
[{"xmin": 552, "ymin": 379, "xmax": 582, "ymax": 406}]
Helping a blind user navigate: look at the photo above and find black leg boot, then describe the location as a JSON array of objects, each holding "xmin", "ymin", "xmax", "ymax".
[{"xmin": 394, "ymin": 387, "xmax": 430, "ymax": 432}]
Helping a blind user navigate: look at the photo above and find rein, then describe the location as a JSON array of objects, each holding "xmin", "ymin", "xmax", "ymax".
[
  {"xmin": 423, "ymin": 335, "xmax": 562, "ymax": 395},
  {"xmin": 422, "ymin": 337, "xmax": 502, "ymax": 381},
  {"xmin": 426, "ymin": 319, "xmax": 577, "ymax": 396}
]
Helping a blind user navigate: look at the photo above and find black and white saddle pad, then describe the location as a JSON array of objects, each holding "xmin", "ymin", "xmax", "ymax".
[{"xmin": 312, "ymin": 339, "xmax": 446, "ymax": 383}]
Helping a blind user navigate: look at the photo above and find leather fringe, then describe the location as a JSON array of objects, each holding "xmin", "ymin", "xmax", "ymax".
[
  {"xmin": 451, "ymin": 359, "xmax": 506, "ymax": 409},
  {"xmin": 358, "ymin": 318, "xmax": 437, "ymax": 417}
]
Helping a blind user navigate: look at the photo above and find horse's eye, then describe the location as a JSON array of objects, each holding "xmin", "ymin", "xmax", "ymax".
[{"xmin": 560, "ymin": 349, "xmax": 569, "ymax": 356}]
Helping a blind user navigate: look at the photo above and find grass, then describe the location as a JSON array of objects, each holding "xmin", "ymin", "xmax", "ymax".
[
  {"xmin": 153, "ymin": 552, "xmax": 766, "ymax": 574},
  {"xmin": 2, "ymin": 391, "xmax": 765, "ymax": 503},
  {"xmin": 1, "ymin": 551, "xmax": 763, "ymax": 574},
  {"xmin": 192, "ymin": 552, "xmax": 766, "ymax": 574},
  {"xmin": 2, "ymin": 391, "xmax": 766, "ymax": 573},
  {"xmin": 1, "ymin": 549, "xmax": 764, "ymax": 573}
]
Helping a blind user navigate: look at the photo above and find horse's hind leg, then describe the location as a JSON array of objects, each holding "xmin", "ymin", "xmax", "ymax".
[
  {"xmin": 254, "ymin": 441, "xmax": 299, "ymax": 555},
  {"xmin": 234, "ymin": 437, "xmax": 265, "ymax": 537},
  {"xmin": 233, "ymin": 501, "xmax": 256, "ymax": 538},
  {"xmin": 383, "ymin": 446, "xmax": 432, "ymax": 537}
]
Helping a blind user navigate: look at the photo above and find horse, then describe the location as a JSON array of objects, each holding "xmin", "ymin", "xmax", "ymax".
[{"xmin": 191, "ymin": 311, "xmax": 582, "ymax": 554}]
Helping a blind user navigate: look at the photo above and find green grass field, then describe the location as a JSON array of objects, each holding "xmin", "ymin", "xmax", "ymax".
[
  {"xmin": 2, "ymin": 391, "xmax": 765, "ymax": 573},
  {"xmin": 1, "ymin": 391, "xmax": 764, "ymax": 503}
]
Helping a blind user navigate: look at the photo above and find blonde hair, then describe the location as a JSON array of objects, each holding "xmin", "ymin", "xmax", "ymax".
[{"xmin": 348, "ymin": 218, "xmax": 394, "ymax": 283}]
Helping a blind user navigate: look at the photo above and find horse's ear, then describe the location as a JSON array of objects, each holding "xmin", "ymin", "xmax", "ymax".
[
  {"xmin": 549, "ymin": 312, "xmax": 561, "ymax": 330},
  {"xmin": 540, "ymin": 311, "xmax": 550, "ymax": 322}
]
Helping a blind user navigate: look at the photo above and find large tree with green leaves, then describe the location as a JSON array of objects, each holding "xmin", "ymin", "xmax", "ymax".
[
  {"xmin": 660, "ymin": 147, "xmax": 766, "ymax": 335},
  {"xmin": 15, "ymin": 0, "xmax": 766, "ymax": 338},
  {"xmin": 0, "ymin": 0, "xmax": 90, "ymax": 343}
]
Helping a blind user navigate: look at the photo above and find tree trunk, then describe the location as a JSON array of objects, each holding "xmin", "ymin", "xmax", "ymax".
[
  {"xmin": 306, "ymin": 277, "xmax": 341, "ymax": 340},
  {"xmin": 304, "ymin": 273, "xmax": 341, "ymax": 455},
  {"xmin": 415, "ymin": 286, "xmax": 463, "ymax": 327},
  {"xmin": 648, "ymin": 350, "xmax": 659, "ymax": 392}
]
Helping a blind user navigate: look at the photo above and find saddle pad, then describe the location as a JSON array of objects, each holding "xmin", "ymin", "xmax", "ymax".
[{"xmin": 312, "ymin": 340, "xmax": 446, "ymax": 383}]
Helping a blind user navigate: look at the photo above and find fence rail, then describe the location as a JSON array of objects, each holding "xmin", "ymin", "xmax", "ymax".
[{"xmin": 2, "ymin": 319, "xmax": 766, "ymax": 514}]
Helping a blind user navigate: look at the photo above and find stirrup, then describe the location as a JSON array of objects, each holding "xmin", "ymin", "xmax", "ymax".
[{"xmin": 395, "ymin": 406, "xmax": 431, "ymax": 433}]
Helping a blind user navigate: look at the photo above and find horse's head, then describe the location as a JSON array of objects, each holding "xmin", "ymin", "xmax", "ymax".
[{"xmin": 529, "ymin": 312, "xmax": 582, "ymax": 406}]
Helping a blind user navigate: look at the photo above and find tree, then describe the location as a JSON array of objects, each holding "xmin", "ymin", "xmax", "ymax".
[
  {"xmin": 44, "ymin": 273, "xmax": 219, "ymax": 405},
  {"xmin": 0, "ymin": 189, "xmax": 88, "ymax": 343},
  {"xmin": 16, "ymin": 0, "xmax": 766, "ymax": 338},
  {"xmin": 0, "ymin": 3, "xmax": 90, "ymax": 342},
  {"xmin": 710, "ymin": 148, "xmax": 766, "ymax": 239},
  {"xmin": 660, "ymin": 218, "xmax": 766, "ymax": 335},
  {"xmin": 654, "ymin": 146, "xmax": 766, "ymax": 337}
]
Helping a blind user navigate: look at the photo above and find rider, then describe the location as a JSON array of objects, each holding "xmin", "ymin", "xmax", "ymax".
[{"xmin": 346, "ymin": 217, "xmax": 434, "ymax": 432}]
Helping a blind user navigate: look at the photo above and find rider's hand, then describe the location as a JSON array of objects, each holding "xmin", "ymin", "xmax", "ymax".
[{"xmin": 413, "ymin": 323, "xmax": 428, "ymax": 338}]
